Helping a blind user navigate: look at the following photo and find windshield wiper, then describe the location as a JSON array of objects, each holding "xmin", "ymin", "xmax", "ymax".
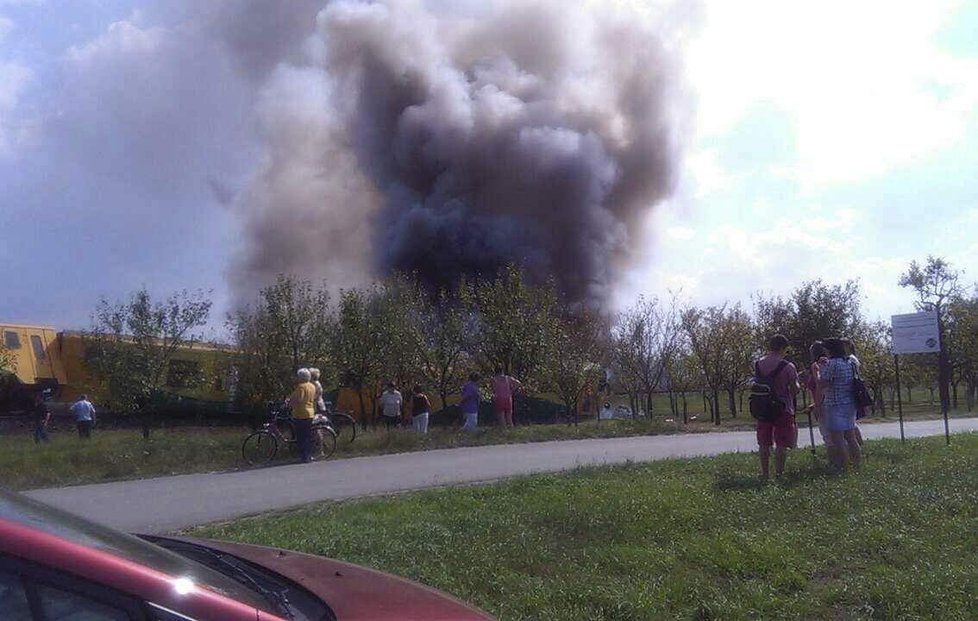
[{"xmin": 177, "ymin": 544, "xmax": 298, "ymax": 620}]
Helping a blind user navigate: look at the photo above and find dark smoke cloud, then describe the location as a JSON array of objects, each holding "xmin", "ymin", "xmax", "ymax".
[{"xmin": 226, "ymin": 0, "xmax": 690, "ymax": 302}]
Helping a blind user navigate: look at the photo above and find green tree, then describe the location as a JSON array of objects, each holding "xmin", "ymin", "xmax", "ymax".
[
  {"xmin": 612, "ymin": 296, "xmax": 682, "ymax": 417},
  {"xmin": 947, "ymin": 291, "xmax": 978, "ymax": 411},
  {"xmin": 682, "ymin": 304, "xmax": 754, "ymax": 424},
  {"xmin": 550, "ymin": 309, "xmax": 608, "ymax": 425},
  {"xmin": 899, "ymin": 256, "xmax": 963, "ymax": 414},
  {"xmin": 664, "ymin": 344, "xmax": 705, "ymax": 424},
  {"xmin": 229, "ymin": 275, "xmax": 333, "ymax": 409},
  {"xmin": 754, "ymin": 279, "xmax": 863, "ymax": 366},
  {"xmin": 85, "ymin": 288, "xmax": 212, "ymax": 437},
  {"xmin": 374, "ymin": 277, "xmax": 425, "ymax": 391},
  {"xmin": 851, "ymin": 320, "xmax": 894, "ymax": 415},
  {"xmin": 472, "ymin": 266, "xmax": 558, "ymax": 390},
  {"xmin": 412, "ymin": 287, "xmax": 474, "ymax": 410}
]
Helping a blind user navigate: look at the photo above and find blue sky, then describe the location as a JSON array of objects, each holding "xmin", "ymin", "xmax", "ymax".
[{"xmin": 2, "ymin": 0, "xmax": 977, "ymax": 333}]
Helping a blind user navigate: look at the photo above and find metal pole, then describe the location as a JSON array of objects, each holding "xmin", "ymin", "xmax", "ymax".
[
  {"xmin": 806, "ymin": 407, "xmax": 816, "ymax": 456},
  {"xmin": 938, "ymin": 307, "xmax": 951, "ymax": 446},
  {"xmin": 894, "ymin": 354, "xmax": 905, "ymax": 443}
]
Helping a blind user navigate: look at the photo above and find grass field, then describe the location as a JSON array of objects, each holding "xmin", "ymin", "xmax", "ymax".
[
  {"xmin": 0, "ymin": 397, "xmax": 973, "ymax": 490},
  {"xmin": 191, "ymin": 435, "xmax": 978, "ymax": 620}
]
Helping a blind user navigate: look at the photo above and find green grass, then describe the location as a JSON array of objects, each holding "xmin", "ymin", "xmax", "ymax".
[
  {"xmin": 191, "ymin": 435, "xmax": 978, "ymax": 620},
  {"xmin": 0, "ymin": 427, "xmax": 246, "ymax": 490},
  {"xmin": 0, "ymin": 418, "xmax": 683, "ymax": 490},
  {"xmin": 1, "ymin": 400, "xmax": 973, "ymax": 491}
]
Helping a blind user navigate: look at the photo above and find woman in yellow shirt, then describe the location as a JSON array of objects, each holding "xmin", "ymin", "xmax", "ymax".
[{"xmin": 287, "ymin": 368, "xmax": 317, "ymax": 463}]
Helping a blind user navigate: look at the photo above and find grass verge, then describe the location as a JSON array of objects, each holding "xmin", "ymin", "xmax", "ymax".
[
  {"xmin": 192, "ymin": 435, "xmax": 978, "ymax": 620},
  {"xmin": 0, "ymin": 407, "xmax": 971, "ymax": 491}
]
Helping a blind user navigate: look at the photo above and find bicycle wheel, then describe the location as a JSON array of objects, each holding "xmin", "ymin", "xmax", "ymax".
[
  {"xmin": 314, "ymin": 425, "xmax": 338, "ymax": 460},
  {"xmin": 241, "ymin": 430, "xmax": 277, "ymax": 465},
  {"xmin": 275, "ymin": 418, "xmax": 296, "ymax": 443},
  {"xmin": 331, "ymin": 412, "xmax": 358, "ymax": 444}
]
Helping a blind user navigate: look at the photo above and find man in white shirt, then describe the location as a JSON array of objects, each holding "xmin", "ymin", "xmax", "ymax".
[
  {"xmin": 377, "ymin": 383, "xmax": 402, "ymax": 429},
  {"xmin": 70, "ymin": 394, "xmax": 97, "ymax": 439}
]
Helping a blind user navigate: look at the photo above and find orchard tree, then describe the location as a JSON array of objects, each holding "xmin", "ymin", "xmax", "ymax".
[
  {"xmin": 612, "ymin": 296, "xmax": 682, "ymax": 417},
  {"xmin": 85, "ymin": 288, "xmax": 212, "ymax": 437},
  {"xmin": 229, "ymin": 275, "xmax": 333, "ymax": 408},
  {"xmin": 682, "ymin": 304, "xmax": 754, "ymax": 424},
  {"xmin": 374, "ymin": 277, "xmax": 425, "ymax": 391},
  {"xmin": 664, "ymin": 344, "xmax": 704, "ymax": 424},
  {"xmin": 549, "ymin": 309, "xmax": 608, "ymax": 425},
  {"xmin": 899, "ymin": 256, "xmax": 963, "ymax": 413},
  {"xmin": 754, "ymin": 279, "xmax": 863, "ymax": 366},
  {"xmin": 333, "ymin": 287, "xmax": 387, "ymax": 421},
  {"xmin": 412, "ymin": 287, "xmax": 475, "ymax": 410},
  {"xmin": 473, "ymin": 266, "xmax": 558, "ymax": 390},
  {"xmin": 852, "ymin": 320, "xmax": 893, "ymax": 415},
  {"xmin": 947, "ymin": 291, "xmax": 978, "ymax": 410}
]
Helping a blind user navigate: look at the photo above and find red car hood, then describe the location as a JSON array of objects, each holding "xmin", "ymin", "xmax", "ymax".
[{"xmin": 176, "ymin": 537, "xmax": 494, "ymax": 621}]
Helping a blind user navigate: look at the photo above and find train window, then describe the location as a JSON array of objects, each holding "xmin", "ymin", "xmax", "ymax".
[
  {"xmin": 4, "ymin": 331, "xmax": 21, "ymax": 349},
  {"xmin": 30, "ymin": 336, "xmax": 47, "ymax": 361}
]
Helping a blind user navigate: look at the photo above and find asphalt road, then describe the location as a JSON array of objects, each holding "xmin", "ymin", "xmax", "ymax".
[{"xmin": 24, "ymin": 417, "xmax": 978, "ymax": 534}]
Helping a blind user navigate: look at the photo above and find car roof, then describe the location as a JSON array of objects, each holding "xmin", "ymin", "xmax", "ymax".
[{"xmin": 0, "ymin": 488, "xmax": 284, "ymax": 620}]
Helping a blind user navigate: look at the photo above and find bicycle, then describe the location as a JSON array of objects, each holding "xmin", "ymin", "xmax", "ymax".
[
  {"xmin": 242, "ymin": 403, "xmax": 337, "ymax": 465},
  {"xmin": 321, "ymin": 401, "xmax": 358, "ymax": 445}
]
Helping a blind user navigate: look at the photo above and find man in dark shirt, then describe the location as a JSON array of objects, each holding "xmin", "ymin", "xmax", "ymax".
[
  {"xmin": 33, "ymin": 394, "xmax": 51, "ymax": 444},
  {"xmin": 755, "ymin": 334, "xmax": 800, "ymax": 480}
]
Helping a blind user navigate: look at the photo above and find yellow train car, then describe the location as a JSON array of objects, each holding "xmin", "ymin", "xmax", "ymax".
[
  {"xmin": 0, "ymin": 324, "xmax": 69, "ymax": 409},
  {"xmin": 1, "ymin": 322, "xmax": 237, "ymax": 412}
]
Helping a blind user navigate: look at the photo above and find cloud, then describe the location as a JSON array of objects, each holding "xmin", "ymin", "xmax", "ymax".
[
  {"xmin": 687, "ymin": 0, "xmax": 978, "ymax": 184},
  {"xmin": 0, "ymin": 61, "xmax": 31, "ymax": 155}
]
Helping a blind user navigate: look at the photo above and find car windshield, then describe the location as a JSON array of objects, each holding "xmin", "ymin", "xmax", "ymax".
[{"xmin": 0, "ymin": 489, "xmax": 275, "ymax": 613}]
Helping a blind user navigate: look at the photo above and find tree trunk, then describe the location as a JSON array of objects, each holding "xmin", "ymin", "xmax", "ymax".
[
  {"xmin": 739, "ymin": 390, "xmax": 745, "ymax": 413},
  {"xmin": 906, "ymin": 385, "xmax": 913, "ymax": 403},
  {"xmin": 702, "ymin": 392, "xmax": 708, "ymax": 417},
  {"xmin": 646, "ymin": 392, "xmax": 654, "ymax": 418},
  {"xmin": 682, "ymin": 392, "xmax": 688, "ymax": 425},
  {"xmin": 951, "ymin": 382, "xmax": 959, "ymax": 410},
  {"xmin": 727, "ymin": 389, "xmax": 737, "ymax": 418},
  {"xmin": 712, "ymin": 390, "xmax": 721, "ymax": 425}
]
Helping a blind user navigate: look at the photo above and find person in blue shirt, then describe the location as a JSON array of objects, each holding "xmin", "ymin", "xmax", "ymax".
[{"xmin": 70, "ymin": 395, "xmax": 97, "ymax": 439}]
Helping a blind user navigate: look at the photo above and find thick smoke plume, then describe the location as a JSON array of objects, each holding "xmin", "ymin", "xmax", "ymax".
[{"xmin": 230, "ymin": 0, "xmax": 688, "ymax": 303}]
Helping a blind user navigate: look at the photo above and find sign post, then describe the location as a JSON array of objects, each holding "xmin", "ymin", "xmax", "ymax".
[
  {"xmin": 891, "ymin": 311, "xmax": 945, "ymax": 444},
  {"xmin": 893, "ymin": 354, "xmax": 905, "ymax": 443}
]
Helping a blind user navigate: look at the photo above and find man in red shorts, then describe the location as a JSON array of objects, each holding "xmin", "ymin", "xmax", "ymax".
[{"xmin": 755, "ymin": 334, "xmax": 799, "ymax": 480}]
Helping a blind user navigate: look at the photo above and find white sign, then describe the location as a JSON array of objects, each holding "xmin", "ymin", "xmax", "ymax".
[{"xmin": 891, "ymin": 311, "xmax": 940, "ymax": 354}]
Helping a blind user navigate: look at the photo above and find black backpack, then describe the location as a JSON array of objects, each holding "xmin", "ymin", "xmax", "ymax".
[
  {"xmin": 749, "ymin": 360, "xmax": 788, "ymax": 421},
  {"xmin": 851, "ymin": 360, "xmax": 874, "ymax": 412}
]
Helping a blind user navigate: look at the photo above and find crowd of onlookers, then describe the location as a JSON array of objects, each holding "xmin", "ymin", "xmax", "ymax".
[
  {"xmin": 752, "ymin": 334, "xmax": 867, "ymax": 480},
  {"xmin": 285, "ymin": 367, "xmax": 523, "ymax": 463}
]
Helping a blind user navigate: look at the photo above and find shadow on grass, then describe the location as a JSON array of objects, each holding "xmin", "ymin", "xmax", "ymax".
[{"xmin": 714, "ymin": 458, "xmax": 840, "ymax": 491}]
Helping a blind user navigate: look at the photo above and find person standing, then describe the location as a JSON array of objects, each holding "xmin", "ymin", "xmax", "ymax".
[
  {"xmin": 286, "ymin": 368, "xmax": 317, "ymax": 463},
  {"xmin": 70, "ymin": 394, "xmax": 96, "ymax": 439},
  {"xmin": 459, "ymin": 373, "xmax": 481, "ymax": 432},
  {"xmin": 754, "ymin": 335, "xmax": 800, "ymax": 480},
  {"xmin": 409, "ymin": 385, "xmax": 431, "ymax": 434},
  {"xmin": 310, "ymin": 368, "xmax": 327, "ymax": 413},
  {"xmin": 378, "ymin": 383, "xmax": 403, "ymax": 430},
  {"xmin": 808, "ymin": 341, "xmax": 830, "ymax": 449},
  {"xmin": 32, "ymin": 393, "xmax": 51, "ymax": 444},
  {"xmin": 819, "ymin": 338, "xmax": 862, "ymax": 470},
  {"xmin": 491, "ymin": 368, "xmax": 522, "ymax": 428}
]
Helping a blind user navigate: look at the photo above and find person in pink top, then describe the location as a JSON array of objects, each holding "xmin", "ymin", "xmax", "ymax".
[
  {"xmin": 491, "ymin": 368, "xmax": 522, "ymax": 428},
  {"xmin": 754, "ymin": 335, "xmax": 800, "ymax": 480}
]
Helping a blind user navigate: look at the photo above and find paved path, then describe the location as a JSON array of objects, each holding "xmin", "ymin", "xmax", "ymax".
[{"xmin": 25, "ymin": 417, "xmax": 978, "ymax": 534}]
